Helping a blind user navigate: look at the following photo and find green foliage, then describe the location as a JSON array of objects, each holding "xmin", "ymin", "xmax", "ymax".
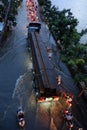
[
  {"xmin": 75, "ymin": 58, "xmax": 85, "ymax": 65},
  {"xmin": 84, "ymin": 76, "xmax": 87, "ymax": 85},
  {"xmin": 38, "ymin": 0, "xmax": 87, "ymax": 85},
  {"xmin": 7, "ymin": 0, "xmax": 22, "ymax": 26},
  {"xmin": 38, "ymin": 0, "xmax": 47, "ymax": 6},
  {"xmin": 80, "ymin": 28, "xmax": 87, "ymax": 36},
  {"xmin": 1, "ymin": 0, "xmax": 21, "ymax": 27},
  {"xmin": 2, "ymin": 0, "xmax": 8, "ymax": 6},
  {"xmin": 0, "ymin": 1, "xmax": 8, "ymax": 21},
  {"xmin": 13, "ymin": 21, "xmax": 17, "ymax": 26},
  {"xmin": 68, "ymin": 59, "xmax": 76, "ymax": 66},
  {"xmin": 38, "ymin": 0, "xmax": 51, "ymax": 7}
]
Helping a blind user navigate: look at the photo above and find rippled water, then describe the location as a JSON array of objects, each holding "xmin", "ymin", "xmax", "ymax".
[
  {"xmin": 51, "ymin": 0, "xmax": 87, "ymax": 43},
  {"xmin": 0, "ymin": 0, "xmax": 87, "ymax": 129}
]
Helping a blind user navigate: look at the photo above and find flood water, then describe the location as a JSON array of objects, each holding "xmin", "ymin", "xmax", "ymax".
[
  {"xmin": 0, "ymin": 0, "xmax": 33, "ymax": 129},
  {"xmin": 51, "ymin": 0, "xmax": 87, "ymax": 43},
  {"xmin": 0, "ymin": 1, "xmax": 64, "ymax": 130},
  {"xmin": 0, "ymin": 0, "xmax": 87, "ymax": 130}
]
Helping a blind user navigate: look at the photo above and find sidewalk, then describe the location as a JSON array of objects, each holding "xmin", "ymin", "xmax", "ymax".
[
  {"xmin": 39, "ymin": 21, "xmax": 79, "ymax": 96},
  {"xmin": 39, "ymin": 21, "xmax": 87, "ymax": 129}
]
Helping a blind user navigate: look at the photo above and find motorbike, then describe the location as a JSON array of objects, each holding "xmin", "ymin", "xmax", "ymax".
[
  {"xmin": 17, "ymin": 107, "xmax": 25, "ymax": 128},
  {"xmin": 63, "ymin": 93, "xmax": 73, "ymax": 108},
  {"xmin": 63, "ymin": 109, "xmax": 74, "ymax": 128}
]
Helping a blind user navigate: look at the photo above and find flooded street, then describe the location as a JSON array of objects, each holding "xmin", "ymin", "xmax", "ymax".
[
  {"xmin": 0, "ymin": 0, "xmax": 33, "ymax": 129},
  {"xmin": 0, "ymin": 1, "xmax": 63, "ymax": 130},
  {"xmin": 0, "ymin": 0, "xmax": 87, "ymax": 130}
]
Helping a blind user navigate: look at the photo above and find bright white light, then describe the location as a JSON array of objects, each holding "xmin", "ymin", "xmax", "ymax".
[
  {"xmin": 45, "ymin": 97, "xmax": 53, "ymax": 102},
  {"xmin": 40, "ymin": 101, "xmax": 51, "ymax": 109}
]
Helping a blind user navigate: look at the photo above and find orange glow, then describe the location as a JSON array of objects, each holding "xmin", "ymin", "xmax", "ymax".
[
  {"xmin": 26, "ymin": 0, "xmax": 38, "ymax": 23},
  {"xmin": 53, "ymin": 96, "xmax": 59, "ymax": 101},
  {"xmin": 38, "ymin": 97, "xmax": 45, "ymax": 103},
  {"xmin": 37, "ymin": 96, "xmax": 59, "ymax": 103}
]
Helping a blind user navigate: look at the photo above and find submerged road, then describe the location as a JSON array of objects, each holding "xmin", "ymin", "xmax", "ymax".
[
  {"xmin": 0, "ymin": 0, "xmax": 87, "ymax": 130},
  {"xmin": 0, "ymin": 1, "xmax": 33, "ymax": 129}
]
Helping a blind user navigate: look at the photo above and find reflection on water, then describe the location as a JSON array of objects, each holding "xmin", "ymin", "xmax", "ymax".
[{"xmin": 51, "ymin": 0, "xmax": 87, "ymax": 43}]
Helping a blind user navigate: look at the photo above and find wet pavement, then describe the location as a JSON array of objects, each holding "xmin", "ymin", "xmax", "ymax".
[{"xmin": 0, "ymin": 0, "xmax": 87, "ymax": 130}]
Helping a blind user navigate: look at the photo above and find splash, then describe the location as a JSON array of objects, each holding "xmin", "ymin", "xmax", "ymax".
[
  {"xmin": 12, "ymin": 71, "xmax": 32, "ymax": 103},
  {"xmin": 12, "ymin": 72, "xmax": 29, "ymax": 105}
]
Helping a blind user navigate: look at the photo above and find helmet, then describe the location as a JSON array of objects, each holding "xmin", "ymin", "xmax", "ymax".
[
  {"xmin": 78, "ymin": 128, "xmax": 83, "ymax": 130},
  {"xmin": 64, "ymin": 109, "xmax": 69, "ymax": 114}
]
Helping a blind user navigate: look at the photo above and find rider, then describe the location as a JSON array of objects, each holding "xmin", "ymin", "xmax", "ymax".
[
  {"xmin": 17, "ymin": 111, "xmax": 24, "ymax": 119},
  {"xmin": 65, "ymin": 111, "xmax": 73, "ymax": 122}
]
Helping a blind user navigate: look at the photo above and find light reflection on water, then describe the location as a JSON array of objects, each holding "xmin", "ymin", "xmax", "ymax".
[{"xmin": 51, "ymin": 0, "xmax": 87, "ymax": 43}]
